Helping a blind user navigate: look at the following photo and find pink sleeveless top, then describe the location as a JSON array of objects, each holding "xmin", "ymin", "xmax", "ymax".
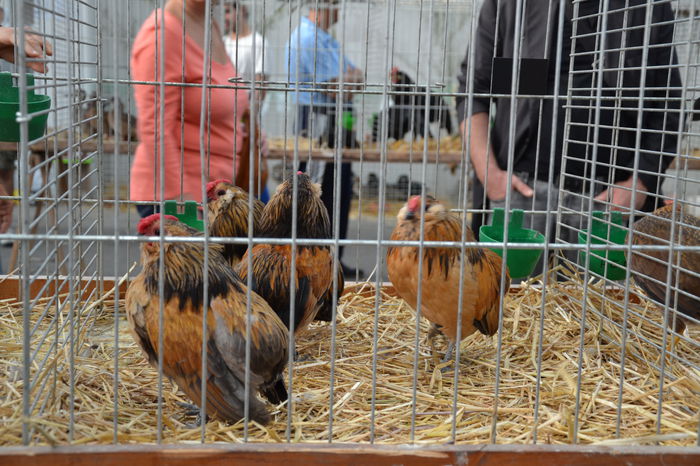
[{"xmin": 130, "ymin": 9, "xmax": 248, "ymax": 202}]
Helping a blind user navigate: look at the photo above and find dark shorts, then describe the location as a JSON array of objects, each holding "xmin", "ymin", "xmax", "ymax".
[
  {"xmin": 136, "ymin": 204, "xmax": 159, "ymax": 218},
  {"xmin": 0, "ymin": 151, "xmax": 17, "ymax": 171}
]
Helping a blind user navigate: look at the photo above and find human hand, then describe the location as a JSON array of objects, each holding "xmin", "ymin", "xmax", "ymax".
[
  {"xmin": 0, "ymin": 26, "xmax": 53, "ymax": 73},
  {"xmin": 483, "ymin": 167, "xmax": 533, "ymax": 202},
  {"xmin": 344, "ymin": 67, "xmax": 363, "ymax": 84},
  {"xmin": 0, "ymin": 184, "xmax": 13, "ymax": 234},
  {"xmin": 594, "ymin": 176, "xmax": 648, "ymax": 212}
]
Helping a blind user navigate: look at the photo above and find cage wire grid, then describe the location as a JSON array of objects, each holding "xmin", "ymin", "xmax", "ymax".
[{"xmin": 0, "ymin": 0, "xmax": 698, "ymax": 450}]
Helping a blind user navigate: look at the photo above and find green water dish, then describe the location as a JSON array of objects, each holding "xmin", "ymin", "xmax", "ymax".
[
  {"xmin": 164, "ymin": 201, "xmax": 204, "ymax": 231},
  {"xmin": 0, "ymin": 72, "xmax": 51, "ymax": 142},
  {"xmin": 479, "ymin": 208, "xmax": 545, "ymax": 279},
  {"xmin": 577, "ymin": 211, "xmax": 627, "ymax": 280}
]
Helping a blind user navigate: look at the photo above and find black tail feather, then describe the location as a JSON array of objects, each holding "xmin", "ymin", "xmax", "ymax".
[{"xmin": 261, "ymin": 377, "xmax": 288, "ymax": 405}]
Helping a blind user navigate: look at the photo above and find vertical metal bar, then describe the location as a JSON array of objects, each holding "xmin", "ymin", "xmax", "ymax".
[
  {"xmin": 17, "ymin": 0, "xmax": 31, "ymax": 446},
  {"xmin": 351, "ymin": 0, "xmax": 371, "ymax": 279},
  {"xmin": 243, "ymin": 0, "xmax": 258, "ymax": 443},
  {"xmin": 179, "ymin": 0, "xmax": 186, "ymax": 202},
  {"xmin": 66, "ymin": 0, "xmax": 77, "ymax": 442},
  {"xmin": 573, "ymin": 0, "xmax": 612, "ymax": 444},
  {"xmin": 106, "ymin": 0, "xmax": 123, "ymax": 444},
  {"xmin": 533, "ymin": 0, "xmax": 567, "ymax": 443},
  {"xmin": 198, "ymin": 0, "xmax": 214, "ymax": 443},
  {"xmin": 156, "ymin": 0, "xmax": 167, "ymax": 444},
  {"xmin": 615, "ymin": 0, "xmax": 639, "ymax": 439},
  {"xmin": 652, "ymin": 0, "xmax": 683, "ymax": 435},
  {"xmin": 327, "ymin": 0, "xmax": 347, "ymax": 442},
  {"xmin": 286, "ymin": 0, "xmax": 303, "ymax": 443},
  {"xmin": 452, "ymin": 0, "xmax": 480, "ymax": 444},
  {"xmin": 409, "ymin": 0, "xmax": 440, "ymax": 443},
  {"xmin": 490, "ymin": 0, "xmax": 526, "ymax": 443},
  {"xmin": 369, "ymin": 0, "xmax": 395, "ymax": 444}
]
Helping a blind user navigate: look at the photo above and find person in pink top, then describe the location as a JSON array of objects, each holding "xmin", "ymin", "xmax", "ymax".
[{"xmin": 130, "ymin": 0, "xmax": 248, "ymax": 217}]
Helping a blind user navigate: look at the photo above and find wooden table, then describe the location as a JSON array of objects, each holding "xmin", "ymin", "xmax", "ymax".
[{"xmin": 1, "ymin": 137, "xmax": 699, "ymax": 169}]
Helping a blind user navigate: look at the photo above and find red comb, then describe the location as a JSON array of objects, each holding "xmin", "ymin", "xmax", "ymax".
[
  {"xmin": 407, "ymin": 195, "xmax": 422, "ymax": 212},
  {"xmin": 206, "ymin": 179, "xmax": 232, "ymax": 198},
  {"xmin": 137, "ymin": 214, "xmax": 160, "ymax": 235},
  {"xmin": 297, "ymin": 170, "xmax": 303, "ymax": 175},
  {"xmin": 137, "ymin": 214, "xmax": 178, "ymax": 235}
]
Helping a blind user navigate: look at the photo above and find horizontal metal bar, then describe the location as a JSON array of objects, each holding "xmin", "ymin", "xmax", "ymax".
[{"xmin": 3, "ymin": 234, "xmax": 699, "ymax": 253}]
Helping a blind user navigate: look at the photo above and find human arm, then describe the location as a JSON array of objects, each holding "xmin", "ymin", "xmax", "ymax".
[
  {"xmin": 595, "ymin": 3, "xmax": 681, "ymax": 212},
  {"xmin": 0, "ymin": 26, "xmax": 53, "ymax": 73},
  {"xmin": 465, "ymin": 113, "xmax": 532, "ymax": 201},
  {"xmin": 458, "ymin": 1, "xmax": 531, "ymax": 201},
  {"xmin": 633, "ymin": 2, "xmax": 681, "ymax": 199}
]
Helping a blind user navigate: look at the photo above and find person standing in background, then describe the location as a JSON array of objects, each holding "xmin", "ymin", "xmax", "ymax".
[
  {"xmin": 0, "ymin": 7, "xmax": 19, "ymax": 242},
  {"xmin": 223, "ymin": 0, "xmax": 269, "ymax": 202},
  {"xmin": 286, "ymin": 0, "xmax": 364, "ymax": 279},
  {"xmin": 223, "ymin": 1, "xmax": 266, "ymax": 101},
  {"xmin": 0, "ymin": 9, "xmax": 53, "ymax": 235},
  {"xmin": 130, "ymin": 0, "xmax": 250, "ymax": 217},
  {"xmin": 456, "ymin": 0, "xmax": 681, "ymax": 274}
]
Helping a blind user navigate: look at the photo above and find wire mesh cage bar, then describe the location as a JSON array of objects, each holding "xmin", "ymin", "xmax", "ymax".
[{"xmin": 0, "ymin": 0, "xmax": 698, "ymax": 458}]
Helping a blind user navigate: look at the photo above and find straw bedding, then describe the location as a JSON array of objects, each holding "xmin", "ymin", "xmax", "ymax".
[{"xmin": 1, "ymin": 273, "xmax": 698, "ymax": 446}]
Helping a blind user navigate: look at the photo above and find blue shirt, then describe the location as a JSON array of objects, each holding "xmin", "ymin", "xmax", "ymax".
[{"xmin": 285, "ymin": 17, "xmax": 355, "ymax": 107}]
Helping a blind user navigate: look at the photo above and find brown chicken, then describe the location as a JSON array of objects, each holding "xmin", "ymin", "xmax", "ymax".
[
  {"xmin": 235, "ymin": 172, "xmax": 342, "ymax": 335},
  {"xmin": 627, "ymin": 202, "xmax": 700, "ymax": 334},
  {"xmin": 126, "ymin": 214, "xmax": 289, "ymax": 425},
  {"xmin": 387, "ymin": 195, "xmax": 511, "ymax": 363},
  {"xmin": 206, "ymin": 179, "xmax": 265, "ymax": 267}
]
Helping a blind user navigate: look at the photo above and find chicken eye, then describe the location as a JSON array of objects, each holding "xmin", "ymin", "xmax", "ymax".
[
  {"xmin": 153, "ymin": 228, "xmax": 160, "ymax": 236},
  {"xmin": 217, "ymin": 189, "xmax": 226, "ymax": 197}
]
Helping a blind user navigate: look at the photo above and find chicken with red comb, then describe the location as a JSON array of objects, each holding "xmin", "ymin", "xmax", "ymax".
[
  {"xmin": 235, "ymin": 172, "xmax": 344, "ymax": 338},
  {"xmin": 387, "ymin": 195, "xmax": 510, "ymax": 367},
  {"xmin": 126, "ymin": 214, "xmax": 290, "ymax": 424}
]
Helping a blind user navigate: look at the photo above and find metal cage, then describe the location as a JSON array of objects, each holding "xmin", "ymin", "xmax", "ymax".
[{"xmin": 0, "ymin": 0, "xmax": 699, "ymax": 461}]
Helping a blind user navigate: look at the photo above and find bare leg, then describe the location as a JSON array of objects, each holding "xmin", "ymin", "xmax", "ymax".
[
  {"xmin": 671, "ymin": 316, "xmax": 687, "ymax": 352},
  {"xmin": 177, "ymin": 401, "xmax": 208, "ymax": 427},
  {"xmin": 441, "ymin": 341, "xmax": 455, "ymax": 365}
]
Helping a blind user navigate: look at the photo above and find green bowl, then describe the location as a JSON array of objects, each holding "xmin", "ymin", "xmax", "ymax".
[
  {"xmin": 577, "ymin": 211, "xmax": 627, "ymax": 280},
  {"xmin": 0, "ymin": 72, "xmax": 51, "ymax": 142},
  {"xmin": 479, "ymin": 208, "xmax": 545, "ymax": 279}
]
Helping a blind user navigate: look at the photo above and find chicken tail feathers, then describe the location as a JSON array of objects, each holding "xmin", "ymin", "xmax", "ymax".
[
  {"xmin": 261, "ymin": 376, "xmax": 288, "ymax": 405},
  {"xmin": 473, "ymin": 304, "xmax": 500, "ymax": 336},
  {"xmin": 314, "ymin": 266, "xmax": 344, "ymax": 323},
  {"xmin": 292, "ymin": 276, "xmax": 311, "ymax": 330},
  {"xmin": 179, "ymin": 338, "xmax": 271, "ymax": 425}
]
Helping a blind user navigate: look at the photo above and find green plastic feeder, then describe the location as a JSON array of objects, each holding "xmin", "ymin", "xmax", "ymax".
[
  {"xmin": 479, "ymin": 208, "xmax": 545, "ymax": 279},
  {"xmin": 0, "ymin": 73, "xmax": 51, "ymax": 142},
  {"xmin": 577, "ymin": 211, "xmax": 627, "ymax": 280},
  {"xmin": 164, "ymin": 201, "xmax": 204, "ymax": 231}
]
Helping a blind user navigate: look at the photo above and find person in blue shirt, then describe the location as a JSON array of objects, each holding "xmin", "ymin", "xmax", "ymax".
[{"xmin": 286, "ymin": 1, "xmax": 364, "ymax": 279}]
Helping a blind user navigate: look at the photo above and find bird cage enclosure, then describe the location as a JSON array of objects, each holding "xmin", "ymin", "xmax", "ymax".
[{"xmin": 1, "ymin": 0, "xmax": 700, "ymax": 464}]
